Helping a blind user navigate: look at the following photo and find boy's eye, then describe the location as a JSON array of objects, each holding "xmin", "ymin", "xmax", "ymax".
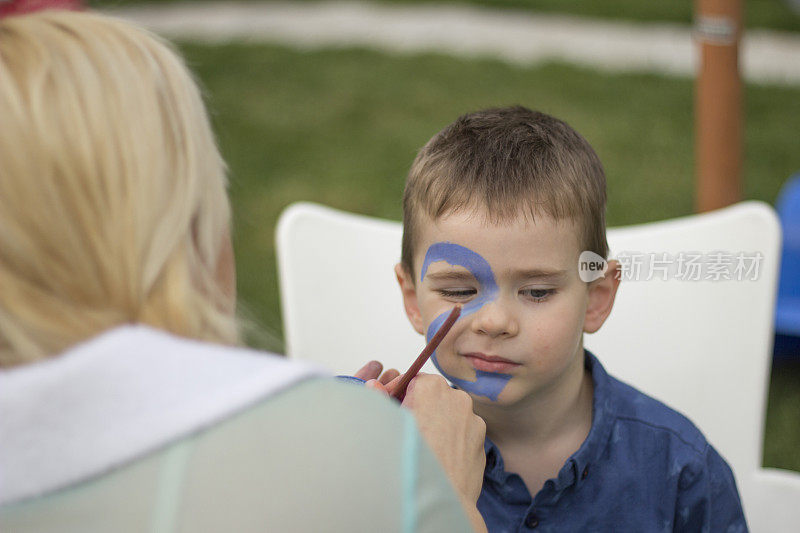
[
  {"xmin": 520, "ymin": 288, "xmax": 555, "ymax": 302},
  {"xmin": 436, "ymin": 288, "xmax": 477, "ymax": 301}
]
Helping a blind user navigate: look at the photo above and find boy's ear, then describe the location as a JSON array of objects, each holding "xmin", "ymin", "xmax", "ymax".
[
  {"xmin": 584, "ymin": 259, "xmax": 621, "ymax": 334},
  {"xmin": 395, "ymin": 263, "xmax": 425, "ymax": 335}
]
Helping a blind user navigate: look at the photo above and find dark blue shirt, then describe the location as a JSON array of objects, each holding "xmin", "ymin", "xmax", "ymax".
[{"xmin": 477, "ymin": 350, "xmax": 748, "ymax": 532}]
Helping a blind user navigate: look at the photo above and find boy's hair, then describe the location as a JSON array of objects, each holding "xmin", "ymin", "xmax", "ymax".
[
  {"xmin": 0, "ymin": 11, "xmax": 238, "ymax": 366},
  {"xmin": 401, "ymin": 106, "xmax": 609, "ymax": 277}
]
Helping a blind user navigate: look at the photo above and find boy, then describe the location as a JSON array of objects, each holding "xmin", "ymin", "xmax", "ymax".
[{"xmin": 390, "ymin": 106, "xmax": 747, "ymax": 531}]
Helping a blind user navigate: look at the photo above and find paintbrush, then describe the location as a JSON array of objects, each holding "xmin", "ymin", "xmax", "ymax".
[{"xmin": 391, "ymin": 305, "xmax": 461, "ymax": 402}]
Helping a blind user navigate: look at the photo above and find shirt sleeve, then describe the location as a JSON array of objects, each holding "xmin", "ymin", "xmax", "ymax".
[{"xmin": 673, "ymin": 444, "xmax": 749, "ymax": 532}]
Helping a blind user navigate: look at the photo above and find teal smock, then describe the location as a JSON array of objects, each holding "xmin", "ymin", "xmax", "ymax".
[{"xmin": 0, "ymin": 326, "xmax": 472, "ymax": 532}]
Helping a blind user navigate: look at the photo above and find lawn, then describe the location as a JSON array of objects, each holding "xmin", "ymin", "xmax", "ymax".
[
  {"xmin": 171, "ymin": 41, "xmax": 800, "ymax": 472},
  {"xmin": 91, "ymin": 0, "xmax": 800, "ymax": 33}
]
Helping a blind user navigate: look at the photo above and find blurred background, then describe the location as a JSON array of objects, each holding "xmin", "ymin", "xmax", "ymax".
[{"xmin": 88, "ymin": 0, "xmax": 799, "ymax": 472}]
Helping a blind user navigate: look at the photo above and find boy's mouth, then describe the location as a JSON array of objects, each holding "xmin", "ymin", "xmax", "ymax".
[{"xmin": 461, "ymin": 352, "xmax": 521, "ymax": 373}]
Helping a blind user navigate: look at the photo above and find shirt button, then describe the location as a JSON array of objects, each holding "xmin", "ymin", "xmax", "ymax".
[
  {"xmin": 525, "ymin": 513, "xmax": 539, "ymax": 529},
  {"xmin": 582, "ymin": 465, "xmax": 589, "ymax": 479}
]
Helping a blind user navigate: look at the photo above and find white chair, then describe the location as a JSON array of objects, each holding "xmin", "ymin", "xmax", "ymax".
[{"xmin": 276, "ymin": 200, "xmax": 800, "ymax": 532}]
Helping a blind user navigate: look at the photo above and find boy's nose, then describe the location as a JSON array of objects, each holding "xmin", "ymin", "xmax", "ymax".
[{"xmin": 469, "ymin": 301, "xmax": 519, "ymax": 338}]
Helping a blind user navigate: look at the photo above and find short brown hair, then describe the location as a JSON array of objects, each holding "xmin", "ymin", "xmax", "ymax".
[{"xmin": 401, "ymin": 106, "xmax": 609, "ymax": 277}]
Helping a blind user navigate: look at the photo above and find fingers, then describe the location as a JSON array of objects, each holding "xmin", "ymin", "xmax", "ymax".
[
  {"xmin": 354, "ymin": 361, "xmax": 401, "ymax": 386},
  {"xmin": 354, "ymin": 360, "xmax": 383, "ymax": 381},
  {"xmin": 401, "ymin": 373, "xmax": 448, "ymax": 405},
  {"xmin": 378, "ymin": 368, "xmax": 400, "ymax": 385},
  {"xmin": 363, "ymin": 372, "xmax": 403, "ymax": 398},
  {"xmin": 382, "ymin": 374, "xmax": 404, "ymax": 397},
  {"xmin": 364, "ymin": 379, "xmax": 389, "ymax": 395}
]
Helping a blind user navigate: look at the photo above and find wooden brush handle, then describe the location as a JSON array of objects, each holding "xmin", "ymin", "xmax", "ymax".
[{"xmin": 391, "ymin": 305, "xmax": 461, "ymax": 402}]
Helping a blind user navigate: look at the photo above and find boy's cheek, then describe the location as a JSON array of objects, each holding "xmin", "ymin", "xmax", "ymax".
[
  {"xmin": 435, "ymin": 342, "xmax": 471, "ymax": 375},
  {"xmin": 428, "ymin": 336, "xmax": 456, "ymax": 362},
  {"xmin": 419, "ymin": 298, "xmax": 459, "ymax": 327}
]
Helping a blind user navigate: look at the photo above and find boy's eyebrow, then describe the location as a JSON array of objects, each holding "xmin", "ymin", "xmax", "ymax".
[
  {"xmin": 423, "ymin": 271, "xmax": 476, "ymax": 282},
  {"xmin": 424, "ymin": 269, "xmax": 568, "ymax": 282},
  {"xmin": 511, "ymin": 268, "xmax": 569, "ymax": 281}
]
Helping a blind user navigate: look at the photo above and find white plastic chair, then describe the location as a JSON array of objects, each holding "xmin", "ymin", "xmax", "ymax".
[{"xmin": 276, "ymin": 200, "xmax": 800, "ymax": 532}]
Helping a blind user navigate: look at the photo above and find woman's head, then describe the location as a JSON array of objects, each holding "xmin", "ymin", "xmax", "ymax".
[{"xmin": 0, "ymin": 10, "xmax": 238, "ymax": 366}]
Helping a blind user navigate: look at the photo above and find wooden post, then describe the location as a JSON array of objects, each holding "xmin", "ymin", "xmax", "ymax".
[{"xmin": 695, "ymin": 0, "xmax": 743, "ymax": 212}]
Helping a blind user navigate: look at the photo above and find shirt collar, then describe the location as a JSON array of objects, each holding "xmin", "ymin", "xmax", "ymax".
[
  {"xmin": 483, "ymin": 349, "xmax": 616, "ymax": 493},
  {"xmin": 0, "ymin": 325, "xmax": 325, "ymax": 505}
]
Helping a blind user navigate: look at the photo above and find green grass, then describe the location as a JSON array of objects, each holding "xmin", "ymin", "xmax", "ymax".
[
  {"xmin": 174, "ymin": 41, "xmax": 800, "ymax": 472},
  {"xmin": 765, "ymin": 360, "xmax": 800, "ymax": 473},
  {"xmin": 91, "ymin": 0, "xmax": 800, "ymax": 33}
]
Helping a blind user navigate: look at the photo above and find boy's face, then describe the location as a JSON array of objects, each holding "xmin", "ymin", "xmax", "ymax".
[{"xmin": 396, "ymin": 209, "xmax": 619, "ymax": 407}]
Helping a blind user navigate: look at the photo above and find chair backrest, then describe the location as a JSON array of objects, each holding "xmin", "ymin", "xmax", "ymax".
[
  {"xmin": 277, "ymin": 200, "xmax": 798, "ymax": 531},
  {"xmin": 276, "ymin": 203, "xmax": 424, "ymax": 375}
]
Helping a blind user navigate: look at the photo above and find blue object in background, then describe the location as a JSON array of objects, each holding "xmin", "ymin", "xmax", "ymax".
[{"xmin": 774, "ymin": 172, "xmax": 800, "ymax": 359}]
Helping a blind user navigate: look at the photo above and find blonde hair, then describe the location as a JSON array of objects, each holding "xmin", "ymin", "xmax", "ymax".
[
  {"xmin": 0, "ymin": 10, "xmax": 239, "ymax": 366},
  {"xmin": 401, "ymin": 106, "xmax": 609, "ymax": 277}
]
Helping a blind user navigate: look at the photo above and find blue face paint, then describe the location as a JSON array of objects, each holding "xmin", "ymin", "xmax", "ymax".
[{"xmin": 420, "ymin": 242, "xmax": 512, "ymax": 401}]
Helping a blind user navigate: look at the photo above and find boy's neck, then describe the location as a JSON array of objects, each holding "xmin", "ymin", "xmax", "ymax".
[{"xmin": 474, "ymin": 346, "xmax": 593, "ymax": 448}]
